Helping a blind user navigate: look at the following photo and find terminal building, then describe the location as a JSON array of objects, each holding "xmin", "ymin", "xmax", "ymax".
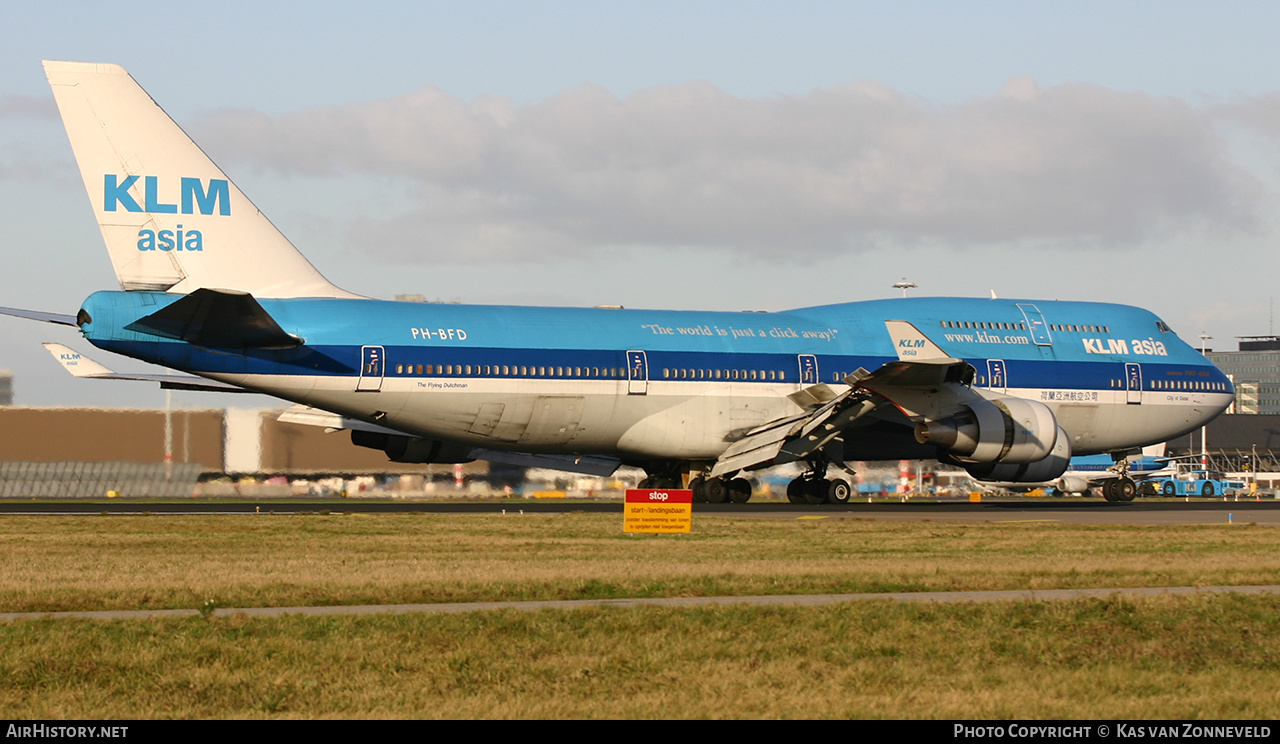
[
  {"xmin": 0, "ymin": 406, "xmax": 518, "ymax": 498},
  {"xmin": 1205, "ymin": 336, "xmax": 1280, "ymax": 415}
]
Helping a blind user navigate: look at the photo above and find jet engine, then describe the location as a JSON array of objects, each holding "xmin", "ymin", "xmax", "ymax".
[
  {"xmin": 351, "ymin": 431, "xmax": 475, "ymax": 464},
  {"xmin": 964, "ymin": 425, "xmax": 1073, "ymax": 483},
  {"xmin": 914, "ymin": 397, "xmax": 1059, "ymax": 464},
  {"xmin": 1054, "ymin": 475, "xmax": 1091, "ymax": 494}
]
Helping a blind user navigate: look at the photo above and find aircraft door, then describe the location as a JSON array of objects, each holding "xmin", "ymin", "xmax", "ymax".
[
  {"xmin": 1016, "ymin": 303, "xmax": 1053, "ymax": 346},
  {"xmin": 798, "ymin": 355, "xmax": 819, "ymax": 385},
  {"xmin": 626, "ymin": 350, "xmax": 648, "ymax": 395},
  {"xmin": 1125, "ymin": 363, "xmax": 1142, "ymax": 404},
  {"xmin": 357, "ymin": 345, "xmax": 385, "ymax": 392},
  {"xmin": 987, "ymin": 359, "xmax": 1007, "ymax": 392}
]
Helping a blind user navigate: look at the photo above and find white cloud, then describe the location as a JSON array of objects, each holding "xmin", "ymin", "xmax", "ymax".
[{"xmin": 190, "ymin": 78, "xmax": 1266, "ymax": 263}]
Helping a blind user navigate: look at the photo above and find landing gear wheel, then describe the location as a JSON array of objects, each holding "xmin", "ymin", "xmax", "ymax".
[
  {"xmin": 1115, "ymin": 477, "xmax": 1137, "ymax": 502},
  {"xmin": 728, "ymin": 478, "xmax": 752, "ymax": 504},
  {"xmin": 803, "ymin": 476, "xmax": 828, "ymax": 505},
  {"xmin": 826, "ymin": 479, "xmax": 852, "ymax": 505},
  {"xmin": 786, "ymin": 478, "xmax": 805, "ymax": 504},
  {"xmin": 1102, "ymin": 480, "xmax": 1118, "ymax": 502},
  {"xmin": 704, "ymin": 477, "xmax": 729, "ymax": 504},
  {"xmin": 689, "ymin": 477, "xmax": 707, "ymax": 503}
]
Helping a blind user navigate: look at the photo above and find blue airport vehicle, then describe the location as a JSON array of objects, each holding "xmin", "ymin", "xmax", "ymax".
[{"xmin": 1144, "ymin": 466, "xmax": 1246, "ymax": 498}]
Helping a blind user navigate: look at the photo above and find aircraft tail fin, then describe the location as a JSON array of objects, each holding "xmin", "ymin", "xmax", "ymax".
[{"xmin": 43, "ymin": 61, "xmax": 358, "ymax": 299}]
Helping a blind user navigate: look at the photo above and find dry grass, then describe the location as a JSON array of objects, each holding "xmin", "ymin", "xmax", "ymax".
[
  {"xmin": 4, "ymin": 595, "xmax": 1280, "ymax": 718},
  {"xmin": 0, "ymin": 513, "xmax": 1277, "ymax": 612},
  {"xmin": 4, "ymin": 512, "xmax": 1280, "ymax": 718}
]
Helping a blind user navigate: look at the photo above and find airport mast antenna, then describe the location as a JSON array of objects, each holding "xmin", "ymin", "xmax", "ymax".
[
  {"xmin": 893, "ymin": 279, "xmax": 917, "ymax": 298},
  {"xmin": 1199, "ymin": 332, "xmax": 1213, "ymax": 465}
]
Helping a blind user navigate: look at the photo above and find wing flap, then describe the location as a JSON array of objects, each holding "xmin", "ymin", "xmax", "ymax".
[
  {"xmin": 708, "ymin": 321, "xmax": 980, "ymax": 477},
  {"xmin": 710, "ymin": 391, "xmax": 878, "ymax": 478}
]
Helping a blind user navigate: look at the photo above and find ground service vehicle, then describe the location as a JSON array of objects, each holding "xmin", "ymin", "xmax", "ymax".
[{"xmin": 1144, "ymin": 466, "xmax": 1245, "ymax": 497}]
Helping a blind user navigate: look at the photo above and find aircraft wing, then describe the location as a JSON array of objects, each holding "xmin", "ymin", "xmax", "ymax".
[
  {"xmin": 42, "ymin": 342, "xmax": 246, "ymax": 393},
  {"xmin": 277, "ymin": 405, "xmax": 413, "ymax": 436},
  {"xmin": 710, "ymin": 320, "xmax": 977, "ymax": 478},
  {"xmin": 468, "ymin": 450, "xmax": 622, "ymax": 477},
  {"xmin": 277, "ymin": 406, "xmax": 624, "ymax": 477}
]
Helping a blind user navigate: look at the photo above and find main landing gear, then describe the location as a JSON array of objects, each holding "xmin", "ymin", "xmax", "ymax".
[
  {"xmin": 637, "ymin": 462, "xmax": 683, "ymax": 490},
  {"xmin": 639, "ymin": 460, "xmax": 856, "ymax": 506},
  {"xmin": 1101, "ymin": 477, "xmax": 1137, "ymax": 502},
  {"xmin": 636, "ymin": 463, "xmax": 754, "ymax": 503},
  {"xmin": 689, "ymin": 476, "xmax": 752, "ymax": 504},
  {"xmin": 785, "ymin": 474, "xmax": 853, "ymax": 505},
  {"xmin": 785, "ymin": 460, "xmax": 853, "ymax": 505}
]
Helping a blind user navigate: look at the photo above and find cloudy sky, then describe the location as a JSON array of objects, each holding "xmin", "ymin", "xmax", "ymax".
[{"xmin": 3, "ymin": 0, "xmax": 1280, "ymax": 408}]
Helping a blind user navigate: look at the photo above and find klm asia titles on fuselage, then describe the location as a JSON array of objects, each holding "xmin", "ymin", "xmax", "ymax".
[{"xmin": 103, "ymin": 174, "xmax": 229, "ymax": 252}]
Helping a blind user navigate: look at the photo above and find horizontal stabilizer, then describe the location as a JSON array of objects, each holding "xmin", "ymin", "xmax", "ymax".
[
  {"xmin": 125, "ymin": 288, "xmax": 302, "ymax": 349},
  {"xmin": 42, "ymin": 342, "xmax": 245, "ymax": 392},
  {"xmin": 0, "ymin": 306, "xmax": 78, "ymax": 326}
]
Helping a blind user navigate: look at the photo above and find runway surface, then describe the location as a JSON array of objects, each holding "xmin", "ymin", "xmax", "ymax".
[
  {"xmin": 3, "ymin": 585, "xmax": 1277, "ymax": 623},
  {"xmin": 2, "ymin": 497, "xmax": 1279, "ymax": 524}
]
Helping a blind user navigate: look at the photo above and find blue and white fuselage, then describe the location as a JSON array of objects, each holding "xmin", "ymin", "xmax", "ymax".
[{"xmin": 76, "ymin": 290, "xmax": 1231, "ymax": 464}]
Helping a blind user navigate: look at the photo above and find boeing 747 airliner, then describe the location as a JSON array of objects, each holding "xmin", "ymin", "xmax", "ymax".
[{"xmin": 0, "ymin": 62, "xmax": 1235, "ymax": 504}]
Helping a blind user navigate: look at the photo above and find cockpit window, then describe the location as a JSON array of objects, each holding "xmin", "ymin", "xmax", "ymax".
[{"xmin": 1156, "ymin": 320, "xmax": 1172, "ymax": 333}]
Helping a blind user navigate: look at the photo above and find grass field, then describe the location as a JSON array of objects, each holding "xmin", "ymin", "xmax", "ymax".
[{"xmin": 3, "ymin": 511, "xmax": 1280, "ymax": 718}]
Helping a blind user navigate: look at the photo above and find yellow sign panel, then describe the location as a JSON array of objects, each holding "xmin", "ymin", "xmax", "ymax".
[{"xmin": 624, "ymin": 489, "xmax": 693, "ymax": 533}]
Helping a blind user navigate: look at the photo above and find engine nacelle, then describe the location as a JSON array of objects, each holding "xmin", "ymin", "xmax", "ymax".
[
  {"xmin": 1054, "ymin": 475, "xmax": 1091, "ymax": 494},
  {"xmin": 914, "ymin": 397, "xmax": 1059, "ymax": 464},
  {"xmin": 965, "ymin": 425, "xmax": 1073, "ymax": 483},
  {"xmin": 351, "ymin": 430, "xmax": 475, "ymax": 464}
]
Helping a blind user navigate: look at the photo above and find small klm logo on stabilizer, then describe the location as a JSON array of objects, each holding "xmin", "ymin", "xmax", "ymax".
[{"xmin": 103, "ymin": 175, "xmax": 231, "ymax": 252}]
